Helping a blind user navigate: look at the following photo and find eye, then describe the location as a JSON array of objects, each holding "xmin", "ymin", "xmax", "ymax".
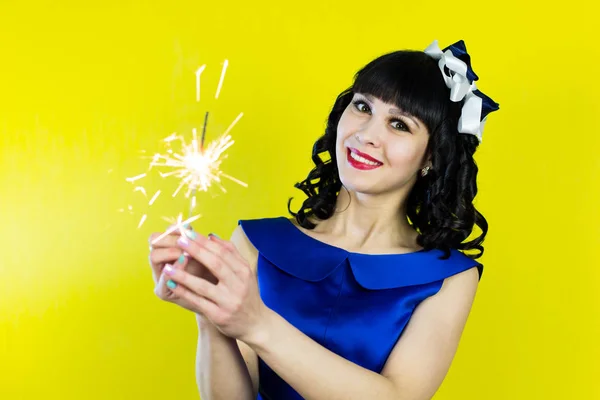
[
  {"xmin": 390, "ymin": 119, "xmax": 410, "ymax": 132},
  {"xmin": 352, "ymin": 98, "xmax": 412, "ymax": 133},
  {"xmin": 352, "ymin": 100, "xmax": 371, "ymax": 114}
]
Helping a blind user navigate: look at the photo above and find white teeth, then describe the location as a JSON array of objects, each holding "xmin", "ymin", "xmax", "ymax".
[{"xmin": 350, "ymin": 151, "xmax": 380, "ymax": 166}]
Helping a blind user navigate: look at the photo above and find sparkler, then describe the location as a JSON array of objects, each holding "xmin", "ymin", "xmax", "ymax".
[
  {"xmin": 122, "ymin": 59, "xmax": 247, "ymax": 234},
  {"xmin": 147, "ymin": 110, "xmax": 247, "ymax": 203}
]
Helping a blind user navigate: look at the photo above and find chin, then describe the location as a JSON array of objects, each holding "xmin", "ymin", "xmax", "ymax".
[{"xmin": 338, "ymin": 171, "xmax": 384, "ymax": 195}]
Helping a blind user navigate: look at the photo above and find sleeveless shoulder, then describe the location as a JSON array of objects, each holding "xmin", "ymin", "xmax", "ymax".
[{"xmin": 238, "ymin": 217, "xmax": 483, "ymax": 290}]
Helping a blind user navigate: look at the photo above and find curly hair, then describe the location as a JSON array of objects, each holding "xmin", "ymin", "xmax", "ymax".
[{"xmin": 287, "ymin": 50, "xmax": 489, "ymax": 260}]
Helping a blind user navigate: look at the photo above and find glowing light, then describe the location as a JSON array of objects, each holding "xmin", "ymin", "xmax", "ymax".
[
  {"xmin": 215, "ymin": 59, "xmax": 228, "ymax": 99},
  {"xmin": 120, "ymin": 59, "xmax": 246, "ymax": 229}
]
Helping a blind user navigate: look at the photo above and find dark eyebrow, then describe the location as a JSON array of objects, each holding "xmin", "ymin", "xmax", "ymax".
[{"xmin": 363, "ymin": 94, "xmax": 422, "ymax": 128}]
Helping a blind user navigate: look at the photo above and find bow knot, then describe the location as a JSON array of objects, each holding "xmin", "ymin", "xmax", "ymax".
[{"xmin": 424, "ymin": 40, "xmax": 499, "ymax": 142}]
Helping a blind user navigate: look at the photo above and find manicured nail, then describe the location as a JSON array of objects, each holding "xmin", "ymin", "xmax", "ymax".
[
  {"xmin": 208, "ymin": 233, "xmax": 220, "ymax": 239},
  {"xmin": 164, "ymin": 264, "xmax": 174, "ymax": 276},
  {"xmin": 177, "ymin": 254, "xmax": 185, "ymax": 264},
  {"xmin": 177, "ymin": 236, "xmax": 189, "ymax": 247},
  {"xmin": 184, "ymin": 229, "xmax": 198, "ymax": 240},
  {"xmin": 167, "ymin": 280, "xmax": 177, "ymax": 289}
]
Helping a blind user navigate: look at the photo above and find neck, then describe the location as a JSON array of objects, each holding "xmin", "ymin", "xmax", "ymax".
[{"xmin": 314, "ymin": 186, "xmax": 419, "ymax": 252}]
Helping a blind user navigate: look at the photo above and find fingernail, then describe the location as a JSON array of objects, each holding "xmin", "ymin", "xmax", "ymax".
[
  {"xmin": 184, "ymin": 229, "xmax": 198, "ymax": 240},
  {"xmin": 177, "ymin": 254, "xmax": 185, "ymax": 264},
  {"xmin": 183, "ymin": 223, "xmax": 191, "ymax": 229},
  {"xmin": 177, "ymin": 236, "xmax": 189, "ymax": 247},
  {"xmin": 208, "ymin": 233, "xmax": 220, "ymax": 239},
  {"xmin": 164, "ymin": 264, "xmax": 175, "ymax": 276},
  {"xmin": 167, "ymin": 280, "xmax": 177, "ymax": 289}
]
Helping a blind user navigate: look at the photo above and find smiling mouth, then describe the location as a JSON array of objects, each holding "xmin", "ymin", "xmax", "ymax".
[{"xmin": 346, "ymin": 147, "xmax": 383, "ymax": 170}]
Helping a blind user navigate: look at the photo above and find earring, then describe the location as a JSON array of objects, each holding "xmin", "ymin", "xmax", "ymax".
[{"xmin": 421, "ymin": 166, "xmax": 430, "ymax": 177}]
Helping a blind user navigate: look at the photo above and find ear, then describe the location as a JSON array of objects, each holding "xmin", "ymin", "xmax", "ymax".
[{"xmin": 420, "ymin": 153, "xmax": 432, "ymax": 170}]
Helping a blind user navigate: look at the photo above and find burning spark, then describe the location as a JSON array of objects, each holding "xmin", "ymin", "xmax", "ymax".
[
  {"xmin": 215, "ymin": 59, "xmax": 228, "ymax": 99},
  {"xmin": 149, "ymin": 190, "xmax": 161, "ymax": 205},
  {"xmin": 119, "ymin": 59, "xmax": 245, "ymax": 230},
  {"xmin": 150, "ymin": 124, "xmax": 247, "ymax": 198},
  {"xmin": 134, "ymin": 186, "xmax": 147, "ymax": 197},
  {"xmin": 126, "ymin": 173, "xmax": 146, "ymax": 183},
  {"xmin": 117, "ymin": 205, "xmax": 135, "ymax": 214},
  {"xmin": 145, "ymin": 108, "xmax": 246, "ymax": 203},
  {"xmin": 151, "ymin": 213, "xmax": 202, "ymax": 245}
]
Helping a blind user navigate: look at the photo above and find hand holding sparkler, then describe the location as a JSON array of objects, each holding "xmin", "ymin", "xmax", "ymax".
[
  {"xmin": 144, "ymin": 59, "xmax": 248, "ymax": 308},
  {"xmin": 149, "ymin": 226, "xmax": 218, "ymax": 310}
]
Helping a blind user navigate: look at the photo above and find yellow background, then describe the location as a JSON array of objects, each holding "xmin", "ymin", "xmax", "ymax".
[{"xmin": 1, "ymin": 1, "xmax": 598, "ymax": 399}]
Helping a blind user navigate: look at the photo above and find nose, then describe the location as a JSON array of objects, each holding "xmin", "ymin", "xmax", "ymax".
[{"xmin": 354, "ymin": 124, "xmax": 381, "ymax": 147}]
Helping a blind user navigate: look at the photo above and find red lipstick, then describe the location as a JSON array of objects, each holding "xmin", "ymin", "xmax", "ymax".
[{"xmin": 346, "ymin": 147, "xmax": 383, "ymax": 171}]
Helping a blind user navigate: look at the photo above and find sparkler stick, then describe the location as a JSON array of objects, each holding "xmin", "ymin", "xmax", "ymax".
[{"xmin": 189, "ymin": 111, "xmax": 210, "ymax": 219}]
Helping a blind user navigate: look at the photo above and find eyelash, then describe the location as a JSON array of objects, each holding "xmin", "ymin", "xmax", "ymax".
[{"xmin": 351, "ymin": 100, "xmax": 410, "ymax": 132}]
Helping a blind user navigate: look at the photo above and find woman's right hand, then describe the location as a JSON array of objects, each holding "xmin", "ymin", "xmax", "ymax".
[{"xmin": 149, "ymin": 226, "xmax": 218, "ymax": 312}]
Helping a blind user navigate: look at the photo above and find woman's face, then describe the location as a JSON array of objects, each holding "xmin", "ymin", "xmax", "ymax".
[{"xmin": 335, "ymin": 92, "xmax": 430, "ymax": 196}]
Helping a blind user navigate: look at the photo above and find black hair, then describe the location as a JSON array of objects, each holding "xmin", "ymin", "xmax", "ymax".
[{"xmin": 287, "ymin": 50, "xmax": 488, "ymax": 260}]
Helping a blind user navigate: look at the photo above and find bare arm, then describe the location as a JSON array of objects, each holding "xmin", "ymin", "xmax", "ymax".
[
  {"xmin": 195, "ymin": 226, "xmax": 259, "ymax": 400},
  {"xmin": 243, "ymin": 265, "xmax": 480, "ymax": 400}
]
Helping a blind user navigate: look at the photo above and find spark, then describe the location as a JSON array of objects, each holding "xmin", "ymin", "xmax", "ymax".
[
  {"xmin": 126, "ymin": 173, "xmax": 146, "ymax": 183},
  {"xmin": 119, "ymin": 59, "xmax": 245, "ymax": 231},
  {"xmin": 215, "ymin": 59, "xmax": 228, "ymax": 99},
  {"xmin": 151, "ymin": 213, "xmax": 202, "ymax": 245},
  {"xmin": 117, "ymin": 205, "xmax": 134, "ymax": 214},
  {"xmin": 147, "ymin": 113, "xmax": 247, "ymax": 200},
  {"xmin": 148, "ymin": 190, "xmax": 161, "ymax": 205},
  {"xmin": 223, "ymin": 112, "xmax": 244, "ymax": 137},
  {"xmin": 134, "ymin": 186, "xmax": 147, "ymax": 197}
]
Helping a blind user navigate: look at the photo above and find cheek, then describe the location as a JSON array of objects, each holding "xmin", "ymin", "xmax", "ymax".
[
  {"xmin": 385, "ymin": 140, "xmax": 424, "ymax": 169},
  {"xmin": 336, "ymin": 111, "xmax": 352, "ymax": 142},
  {"xmin": 335, "ymin": 113, "xmax": 354, "ymax": 157}
]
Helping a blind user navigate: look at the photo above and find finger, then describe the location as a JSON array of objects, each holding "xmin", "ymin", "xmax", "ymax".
[
  {"xmin": 155, "ymin": 264, "xmax": 174, "ymax": 300},
  {"xmin": 169, "ymin": 283, "xmax": 221, "ymax": 322},
  {"xmin": 206, "ymin": 234, "xmax": 249, "ymax": 275},
  {"xmin": 176, "ymin": 233, "xmax": 241, "ymax": 289},
  {"xmin": 164, "ymin": 264, "xmax": 225, "ymax": 306},
  {"xmin": 149, "ymin": 247, "xmax": 183, "ymax": 266},
  {"xmin": 149, "ymin": 248, "xmax": 186, "ymax": 284},
  {"xmin": 193, "ymin": 233, "xmax": 247, "ymax": 277},
  {"xmin": 164, "ymin": 266, "xmax": 223, "ymax": 318},
  {"xmin": 173, "ymin": 251, "xmax": 188, "ymax": 270}
]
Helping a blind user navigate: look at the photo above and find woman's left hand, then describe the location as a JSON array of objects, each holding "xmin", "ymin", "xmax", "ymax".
[{"xmin": 163, "ymin": 231, "xmax": 269, "ymax": 344}]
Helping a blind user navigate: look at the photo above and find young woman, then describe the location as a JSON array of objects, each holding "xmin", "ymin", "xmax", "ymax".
[{"xmin": 148, "ymin": 39, "xmax": 500, "ymax": 400}]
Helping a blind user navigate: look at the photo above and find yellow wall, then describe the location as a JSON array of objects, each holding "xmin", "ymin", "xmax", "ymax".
[{"xmin": 1, "ymin": 1, "xmax": 598, "ymax": 399}]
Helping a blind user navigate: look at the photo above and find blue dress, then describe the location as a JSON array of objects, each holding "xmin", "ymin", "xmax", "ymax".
[{"xmin": 239, "ymin": 217, "xmax": 483, "ymax": 400}]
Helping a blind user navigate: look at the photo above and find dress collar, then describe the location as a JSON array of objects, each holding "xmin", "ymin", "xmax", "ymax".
[{"xmin": 239, "ymin": 217, "xmax": 482, "ymax": 290}]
